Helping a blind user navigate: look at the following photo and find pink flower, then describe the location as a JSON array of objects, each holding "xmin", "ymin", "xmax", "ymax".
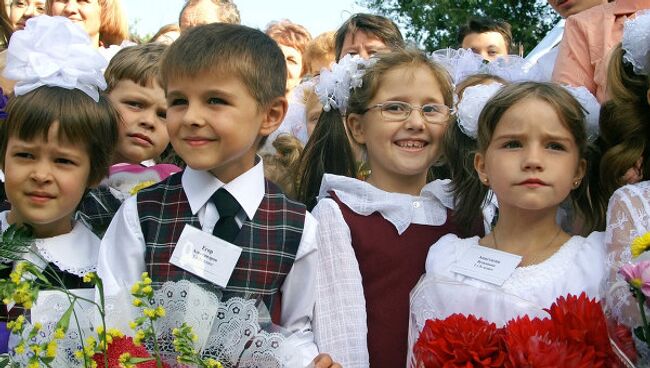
[{"xmin": 619, "ymin": 261, "xmax": 650, "ymax": 297}]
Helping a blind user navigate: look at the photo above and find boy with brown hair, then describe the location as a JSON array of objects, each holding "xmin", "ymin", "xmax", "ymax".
[
  {"xmin": 78, "ymin": 43, "xmax": 171, "ymax": 237},
  {"xmin": 97, "ymin": 23, "xmax": 339, "ymax": 367}
]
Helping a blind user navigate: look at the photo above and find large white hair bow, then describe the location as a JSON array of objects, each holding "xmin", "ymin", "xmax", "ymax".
[
  {"xmin": 314, "ymin": 54, "xmax": 376, "ymax": 115},
  {"xmin": 622, "ymin": 10, "xmax": 650, "ymax": 76},
  {"xmin": 457, "ymin": 82, "xmax": 504, "ymax": 139},
  {"xmin": 3, "ymin": 16, "xmax": 108, "ymax": 101},
  {"xmin": 563, "ymin": 85, "xmax": 600, "ymax": 142}
]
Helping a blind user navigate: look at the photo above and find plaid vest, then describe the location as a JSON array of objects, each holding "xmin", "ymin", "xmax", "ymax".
[
  {"xmin": 77, "ymin": 186, "xmax": 123, "ymax": 238},
  {"xmin": 136, "ymin": 172, "xmax": 305, "ymax": 314}
]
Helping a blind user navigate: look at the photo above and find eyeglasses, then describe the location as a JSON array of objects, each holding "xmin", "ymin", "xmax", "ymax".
[{"xmin": 363, "ymin": 101, "xmax": 454, "ymax": 124}]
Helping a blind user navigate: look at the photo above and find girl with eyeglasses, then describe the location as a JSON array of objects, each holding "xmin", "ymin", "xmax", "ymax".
[{"xmin": 301, "ymin": 48, "xmax": 483, "ymax": 368}]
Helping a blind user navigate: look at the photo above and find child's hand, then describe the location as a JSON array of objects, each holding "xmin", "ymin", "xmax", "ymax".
[{"xmin": 310, "ymin": 353, "xmax": 342, "ymax": 368}]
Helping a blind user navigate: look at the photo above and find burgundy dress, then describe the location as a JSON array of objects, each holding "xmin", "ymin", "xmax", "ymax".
[{"xmin": 330, "ymin": 193, "xmax": 482, "ymax": 368}]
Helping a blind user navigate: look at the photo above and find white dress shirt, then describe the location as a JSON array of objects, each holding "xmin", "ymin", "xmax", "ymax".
[
  {"xmin": 525, "ymin": 19, "xmax": 565, "ymax": 81},
  {"xmin": 97, "ymin": 161, "xmax": 319, "ymax": 366}
]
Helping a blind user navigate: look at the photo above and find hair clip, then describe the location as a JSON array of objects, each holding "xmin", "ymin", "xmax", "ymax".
[{"xmin": 3, "ymin": 16, "xmax": 108, "ymax": 102}]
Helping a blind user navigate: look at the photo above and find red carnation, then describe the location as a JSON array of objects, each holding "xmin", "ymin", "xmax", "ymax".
[
  {"xmin": 413, "ymin": 313, "xmax": 506, "ymax": 368},
  {"xmin": 92, "ymin": 336, "xmax": 170, "ymax": 368}
]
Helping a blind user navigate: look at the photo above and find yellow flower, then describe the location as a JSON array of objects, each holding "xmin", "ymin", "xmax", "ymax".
[
  {"xmin": 33, "ymin": 322, "xmax": 42, "ymax": 332},
  {"xmin": 27, "ymin": 361, "xmax": 39, "ymax": 368},
  {"xmin": 82, "ymin": 272, "xmax": 96, "ymax": 283},
  {"xmin": 143, "ymin": 308, "xmax": 156, "ymax": 319},
  {"xmin": 140, "ymin": 272, "xmax": 149, "ymax": 280},
  {"xmin": 30, "ymin": 344, "xmax": 42, "ymax": 355},
  {"xmin": 74, "ymin": 350, "xmax": 85, "ymax": 359},
  {"xmin": 141, "ymin": 285, "xmax": 153, "ymax": 295},
  {"xmin": 46, "ymin": 340, "xmax": 57, "ymax": 358},
  {"xmin": 205, "ymin": 358, "xmax": 223, "ymax": 368},
  {"xmin": 119, "ymin": 352, "xmax": 134, "ymax": 368},
  {"xmin": 155, "ymin": 306, "xmax": 166, "ymax": 318},
  {"xmin": 14, "ymin": 342, "xmax": 25, "ymax": 354},
  {"xmin": 108, "ymin": 328, "xmax": 124, "ymax": 338},
  {"xmin": 129, "ymin": 321, "xmax": 138, "ymax": 330},
  {"xmin": 132, "ymin": 298, "xmax": 143, "ymax": 307},
  {"xmin": 9, "ymin": 271, "xmax": 21, "ymax": 284},
  {"xmin": 134, "ymin": 330, "xmax": 145, "ymax": 346},
  {"xmin": 54, "ymin": 328, "xmax": 65, "ymax": 340},
  {"xmin": 131, "ymin": 283, "xmax": 141, "ymax": 294},
  {"xmin": 632, "ymin": 232, "xmax": 650, "ymax": 258},
  {"xmin": 143, "ymin": 277, "xmax": 152, "ymax": 285}
]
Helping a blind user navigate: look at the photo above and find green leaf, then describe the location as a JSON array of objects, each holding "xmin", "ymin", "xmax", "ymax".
[
  {"xmin": 0, "ymin": 224, "xmax": 34, "ymax": 261},
  {"xmin": 0, "ymin": 357, "xmax": 9, "ymax": 368},
  {"xmin": 635, "ymin": 326, "xmax": 646, "ymax": 342},
  {"xmin": 128, "ymin": 357, "xmax": 155, "ymax": 364},
  {"xmin": 56, "ymin": 301, "xmax": 75, "ymax": 333}
]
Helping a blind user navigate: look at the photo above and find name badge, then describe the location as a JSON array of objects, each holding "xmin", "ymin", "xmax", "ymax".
[
  {"xmin": 170, "ymin": 225, "xmax": 242, "ymax": 288},
  {"xmin": 449, "ymin": 245, "xmax": 522, "ymax": 286}
]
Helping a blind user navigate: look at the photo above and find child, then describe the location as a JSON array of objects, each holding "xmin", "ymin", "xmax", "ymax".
[
  {"xmin": 77, "ymin": 43, "xmax": 178, "ymax": 236},
  {"xmin": 600, "ymin": 13, "xmax": 650, "ymax": 357},
  {"xmin": 0, "ymin": 13, "xmax": 118, "ymax": 341},
  {"xmin": 97, "ymin": 23, "xmax": 335, "ymax": 367},
  {"xmin": 412, "ymin": 82, "xmax": 603, "ymax": 333},
  {"xmin": 309, "ymin": 49, "xmax": 482, "ymax": 368}
]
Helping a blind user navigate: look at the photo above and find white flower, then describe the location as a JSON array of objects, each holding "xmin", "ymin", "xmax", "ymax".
[
  {"xmin": 3, "ymin": 16, "xmax": 108, "ymax": 101},
  {"xmin": 457, "ymin": 83, "xmax": 503, "ymax": 139}
]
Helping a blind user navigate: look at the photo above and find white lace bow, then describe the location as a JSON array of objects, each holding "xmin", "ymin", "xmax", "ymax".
[
  {"xmin": 562, "ymin": 85, "xmax": 600, "ymax": 142},
  {"xmin": 314, "ymin": 54, "xmax": 375, "ymax": 114},
  {"xmin": 622, "ymin": 10, "xmax": 650, "ymax": 75},
  {"xmin": 3, "ymin": 16, "xmax": 108, "ymax": 101},
  {"xmin": 456, "ymin": 82, "xmax": 504, "ymax": 139}
]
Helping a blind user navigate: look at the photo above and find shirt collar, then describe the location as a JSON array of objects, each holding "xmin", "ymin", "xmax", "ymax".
[
  {"xmin": 182, "ymin": 158, "xmax": 265, "ymax": 220},
  {"xmin": 614, "ymin": 0, "xmax": 650, "ymax": 15}
]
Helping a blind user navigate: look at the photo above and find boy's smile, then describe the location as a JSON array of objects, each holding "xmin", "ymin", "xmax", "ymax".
[{"xmin": 166, "ymin": 70, "xmax": 283, "ymax": 183}]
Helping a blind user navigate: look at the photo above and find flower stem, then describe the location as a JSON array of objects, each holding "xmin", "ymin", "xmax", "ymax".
[{"xmin": 635, "ymin": 288, "xmax": 650, "ymax": 348}]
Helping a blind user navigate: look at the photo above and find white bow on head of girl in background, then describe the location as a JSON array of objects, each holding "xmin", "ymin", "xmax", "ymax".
[
  {"xmin": 314, "ymin": 54, "xmax": 376, "ymax": 115},
  {"xmin": 622, "ymin": 10, "xmax": 650, "ymax": 76},
  {"xmin": 3, "ymin": 15, "xmax": 108, "ymax": 102}
]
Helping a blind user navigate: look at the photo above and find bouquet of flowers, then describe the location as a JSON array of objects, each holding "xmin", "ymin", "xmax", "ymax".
[
  {"xmin": 0, "ymin": 225, "xmax": 302, "ymax": 368},
  {"xmin": 408, "ymin": 277, "xmax": 620, "ymax": 367},
  {"xmin": 612, "ymin": 231, "xmax": 650, "ymax": 366}
]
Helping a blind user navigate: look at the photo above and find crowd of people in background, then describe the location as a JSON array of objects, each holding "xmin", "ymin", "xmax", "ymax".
[{"xmin": 0, "ymin": 0, "xmax": 649, "ymax": 367}]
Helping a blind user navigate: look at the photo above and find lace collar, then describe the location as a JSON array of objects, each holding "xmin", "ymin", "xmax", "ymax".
[
  {"xmin": 0, "ymin": 211, "xmax": 100, "ymax": 277},
  {"xmin": 317, "ymin": 174, "xmax": 454, "ymax": 234}
]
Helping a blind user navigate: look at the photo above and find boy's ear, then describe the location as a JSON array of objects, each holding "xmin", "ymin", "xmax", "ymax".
[
  {"xmin": 346, "ymin": 113, "xmax": 366, "ymax": 145},
  {"xmin": 474, "ymin": 151, "xmax": 489, "ymax": 186},
  {"xmin": 258, "ymin": 96, "xmax": 288, "ymax": 137}
]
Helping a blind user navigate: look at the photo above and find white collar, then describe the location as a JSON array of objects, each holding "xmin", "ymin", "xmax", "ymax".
[
  {"xmin": 182, "ymin": 159, "xmax": 265, "ymax": 220},
  {"xmin": 317, "ymin": 174, "xmax": 453, "ymax": 234},
  {"xmin": 0, "ymin": 211, "xmax": 100, "ymax": 277}
]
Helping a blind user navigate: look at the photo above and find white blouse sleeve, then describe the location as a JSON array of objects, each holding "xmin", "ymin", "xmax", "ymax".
[
  {"xmin": 97, "ymin": 196, "xmax": 147, "ymax": 297},
  {"xmin": 604, "ymin": 182, "xmax": 650, "ymax": 327},
  {"xmin": 311, "ymin": 198, "xmax": 370, "ymax": 368}
]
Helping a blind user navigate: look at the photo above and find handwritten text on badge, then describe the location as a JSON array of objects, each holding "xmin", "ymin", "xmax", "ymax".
[
  {"xmin": 450, "ymin": 245, "xmax": 522, "ymax": 286},
  {"xmin": 170, "ymin": 225, "xmax": 242, "ymax": 288}
]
